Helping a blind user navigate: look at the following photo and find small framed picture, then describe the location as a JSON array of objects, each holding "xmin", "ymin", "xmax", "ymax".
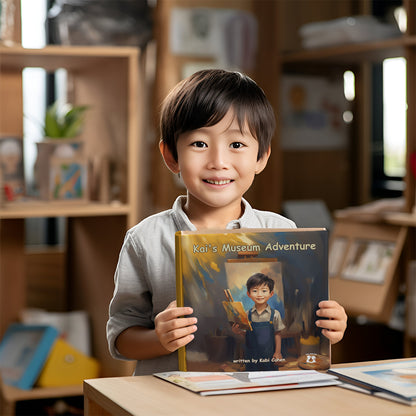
[
  {"xmin": 341, "ymin": 239, "xmax": 396, "ymax": 284},
  {"xmin": 0, "ymin": 136, "xmax": 25, "ymax": 201},
  {"xmin": 329, "ymin": 220, "xmax": 407, "ymax": 322},
  {"xmin": 49, "ymin": 156, "xmax": 87, "ymax": 201},
  {"xmin": 0, "ymin": 323, "xmax": 59, "ymax": 390}
]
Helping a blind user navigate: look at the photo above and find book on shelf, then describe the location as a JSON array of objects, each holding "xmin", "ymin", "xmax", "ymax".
[
  {"xmin": 0, "ymin": 323, "xmax": 59, "ymax": 390},
  {"xmin": 154, "ymin": 369, "xmax": 339, "ymax": 396},
  {"xmin": 175, "ymin": 228, "xmax": 330, "ymax": 372},
  {"xmin": 328, "ymin": 359, "xmax": 416, "ymax": 406}
]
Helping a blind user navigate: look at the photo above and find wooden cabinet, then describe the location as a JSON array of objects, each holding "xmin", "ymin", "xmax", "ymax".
[{"xmin": 0, "ymin": 45, "xmax": 145, "ymax": 413}]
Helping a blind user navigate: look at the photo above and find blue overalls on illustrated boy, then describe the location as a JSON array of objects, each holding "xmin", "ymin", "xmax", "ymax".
[{"xmin": 245, "ymin": 308, "xmax": 278, "ymax": 371}]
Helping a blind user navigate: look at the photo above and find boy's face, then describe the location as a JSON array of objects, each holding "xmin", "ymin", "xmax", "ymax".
[
  {"xmin": 163, "ymin": 109, "xmax": 270, "ymax": 222},
  {"xmin": 247, "ymin": 283, "xmax": 274, "ymax": 307}
]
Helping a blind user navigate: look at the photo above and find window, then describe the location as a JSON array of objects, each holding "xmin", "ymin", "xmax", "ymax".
[
  {"xmin": 383, "ymin": 57, "xmax": 406, "ymax": 179},
  {"xmin": 371, "ymin": 58, "xmax": 406, "ymax": 198},
  {"xmin": 371, "ymin": 1, "xmax": 406, "ymax": 198}
]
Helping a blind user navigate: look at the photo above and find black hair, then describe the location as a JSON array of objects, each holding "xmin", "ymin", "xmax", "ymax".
[
  {"xmin": 160, "ymin": 69, "xmax": 275, "ymax": 162},
  {"xmin": 246, "ymin": 273, "xmax": 274, "ymax": 292}
]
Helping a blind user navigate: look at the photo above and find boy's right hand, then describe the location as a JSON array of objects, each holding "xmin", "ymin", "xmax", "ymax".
[{"xmin": 154, "ymin": 300, "xmax": 197, "ymax": 353}]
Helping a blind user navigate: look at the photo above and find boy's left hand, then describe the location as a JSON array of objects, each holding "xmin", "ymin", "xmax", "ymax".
[{"xmin": 315, "ymin": 300, "xmax": 347, "ymax": 344}]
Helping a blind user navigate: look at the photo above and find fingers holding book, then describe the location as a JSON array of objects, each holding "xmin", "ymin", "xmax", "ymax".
[
  {"xmin": 315, "ymin": 300, "xmax": 347, "ymax": 344},
  {"xmin": 155, "ymin": 300, "xmax": 198, "ymax": 352}
]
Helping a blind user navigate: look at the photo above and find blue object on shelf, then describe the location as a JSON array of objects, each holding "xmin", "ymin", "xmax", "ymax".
[{"xmin": 0, "ymin": 323, "xmax": 59, "ymax": 390}]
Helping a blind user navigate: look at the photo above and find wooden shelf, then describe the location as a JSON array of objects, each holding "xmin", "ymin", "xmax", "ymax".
[
  {"xmin": 0, "ymin": 44, "xmax": 144, "ymax": 229},
  {"xmin": 0, "ymin": 45, "xmax": 139, "ymax": 71},
  {"xmin": 0, "ymin": 201, "xmax": 131, "ymax": 219},
  {"xmin": 385, "ymin": 212, "xmax": 416, "ymax": 227},
  {"xmin": 2, "ymin": 382, "xmax": 82, "ymax": 403},
  {"xmin": 0, "ymin": 43, "xmax": 145, "ymax": 414},
  {"xmin": 281, "ymin": 36, "xmax": 416, "ymax": 66},
  {"xmin": 0, "ymin": 379, "xmax": 83, "ymax": 416}
]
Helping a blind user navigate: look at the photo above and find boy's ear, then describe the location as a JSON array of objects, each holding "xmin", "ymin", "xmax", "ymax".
[
  {"xmin": 255, "ymin": 146, "xmax": 271, "ymax": 175},
  {"xmin": 159, "ymin": 140, "xmax": 180, "ymax": 174}
]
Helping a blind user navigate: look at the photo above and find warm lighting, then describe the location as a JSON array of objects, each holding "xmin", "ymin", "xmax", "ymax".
[
  {"xmin": 394, "ymin": 6, "xmax": 407, "ymax": 33},
  {"xmin": 343, "ymin": 110, "xmax": 353, "ymax": 124},
  {"xmin": 383, "ymin": 57, "xmax": 406, "ymax": 177},
  {"xmin": 343, "ymin": 70, "xmax": 355, "ymax": 101}
]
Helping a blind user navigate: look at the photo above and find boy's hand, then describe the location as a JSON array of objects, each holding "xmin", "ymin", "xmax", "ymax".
[
  {"xmin": 154, "ymin": 300, "xmax": 197, "ymax": 352},
  {"xmin": 315, "ymin": 300, "xmax": 347, "ymax": 344},
  {"xmin": 231, "ymin": 323, "xmax": 245, "ymax": 338}
]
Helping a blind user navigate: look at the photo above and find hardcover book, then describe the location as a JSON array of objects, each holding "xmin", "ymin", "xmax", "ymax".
[
  {"xmin": 328, "ymin": 359, "xmax": 416, "ymax": 406},
  {"xmin": 175, "ymin": 228, "xmax": 330, "ymax": 372}
]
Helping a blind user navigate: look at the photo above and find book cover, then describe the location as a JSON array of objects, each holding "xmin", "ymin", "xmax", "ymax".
[
  {"xmin": 175, "ymin": 228, "xmax": 330, "ymax": 372},
  {"xmin": 154, "ymin": 369, "xmax": 339, "ymax": 396},
  {"xmin": 328, "ymin": 359, "xmax": 416, "ymax": 406},
  {"xmin": 0, "ymin": 323, "xmax": 59, "ymax": 390}
]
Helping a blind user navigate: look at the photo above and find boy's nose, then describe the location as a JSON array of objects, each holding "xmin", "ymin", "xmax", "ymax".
[{"xmin": 207, "ymin": 147, "xmax": 228, "ymax": 169}]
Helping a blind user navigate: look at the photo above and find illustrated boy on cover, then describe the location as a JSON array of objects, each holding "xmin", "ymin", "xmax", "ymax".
[{"xmin": 233, "ymin": 272, "xmax": 285, "ymax": 371}]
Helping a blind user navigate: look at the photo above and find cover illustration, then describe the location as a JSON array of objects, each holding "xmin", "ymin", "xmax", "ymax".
[{"xmin": 176, "ymin": 228, "xmax": 330, "ymax": 372}]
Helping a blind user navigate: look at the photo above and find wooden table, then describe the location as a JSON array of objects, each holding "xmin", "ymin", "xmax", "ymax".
[{"xmin": 84, "ymin": 360, "xmax": 416, "ymax": 416}]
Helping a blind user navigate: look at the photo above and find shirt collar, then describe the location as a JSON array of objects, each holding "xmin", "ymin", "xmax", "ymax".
[
  {"xmin": 171, "ymin": 196, "xmax": 257, "ymax": 231},
  {"xmin": 172, "ymin": 196, "xmax": 197, "ymax": 231},
  {"xmin": 250, "ymin": 304, "xmax": 272, "ymax": 316}
]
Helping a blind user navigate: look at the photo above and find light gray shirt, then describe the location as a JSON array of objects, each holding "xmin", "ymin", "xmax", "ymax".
[{"xmin": 107, "ymin": 195, "xmax": 296, "ymax": 375}]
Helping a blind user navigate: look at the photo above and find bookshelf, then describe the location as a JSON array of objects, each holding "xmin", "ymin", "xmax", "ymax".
[
  {"xmin": 0, "ymin": 45, "xmax": 145, "ymax": 413},
  {"xmin": 275, "ymin": 0, "xmax": 416, "ymax": 356}
]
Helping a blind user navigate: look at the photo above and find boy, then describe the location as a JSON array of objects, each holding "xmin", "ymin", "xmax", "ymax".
[
  {"xmin": 107, "ymin": 69, "xmax": 347, "ymax": 376},
  {"xmin": 242, "ymin": 273, "xmax": 285, "ymax": 371}
]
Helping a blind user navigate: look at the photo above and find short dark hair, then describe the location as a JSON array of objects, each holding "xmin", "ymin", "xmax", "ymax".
[
  {"xmin": 246, "ymin": 273, "xmax": 274, "ymax": 292},
  {"xmin": 160, "ymin": 69, "xmax": 275, "ymax": 162}
]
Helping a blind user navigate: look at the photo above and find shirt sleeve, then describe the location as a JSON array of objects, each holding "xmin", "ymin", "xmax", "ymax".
[
  {"xmin": 106, "ymin": 231, "xmax": 154, "ymax": 360},
  {"xmin": 273, "ymin": 310, "xmax": 286, "ymax": 333}
]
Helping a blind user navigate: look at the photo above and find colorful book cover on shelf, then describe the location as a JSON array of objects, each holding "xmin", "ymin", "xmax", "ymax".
[
  {"xmin": 175, "ymin": 228, "xmax": 330, "ymax": 372},
  {"xmin": 0, "ymin": 323, "xmax": 59, "ymax": 390}
]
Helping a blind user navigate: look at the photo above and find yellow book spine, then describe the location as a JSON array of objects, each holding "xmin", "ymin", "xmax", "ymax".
[{"xmin": 175, "ymin": 231, "xmax": 187, "ymax": 371}]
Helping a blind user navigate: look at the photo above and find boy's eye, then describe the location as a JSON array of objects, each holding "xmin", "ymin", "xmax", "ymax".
[
  {"xmin": 230, "ymin": 142, "xmax": 244, "ymax": 149},
  {"xmin": 191, "ymin": 141, "xmax": 207, "ymax": 148}
]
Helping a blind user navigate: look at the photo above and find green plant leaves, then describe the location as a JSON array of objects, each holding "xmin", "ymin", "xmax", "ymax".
[{"xmin": 44, "ymin": 101, "xmax": 89, "ymax": 138}]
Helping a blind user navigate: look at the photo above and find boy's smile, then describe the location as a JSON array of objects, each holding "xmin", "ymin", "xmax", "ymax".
[{"xmin": 163, "ymin": 109, "xmax": 270, "ymax": 228}]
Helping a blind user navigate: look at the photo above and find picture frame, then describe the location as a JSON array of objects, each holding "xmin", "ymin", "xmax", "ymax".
[
  {"xmin": 35, "ymin": 140, "xmax": 88, "ymax": 202},
  {"xmin": 341, "ymin": 239, "xmax": 396, "ymax": 284},
  {"xmin": 329, "ymin": 220, "xmax": 407, "ymax": 322},
  {"xmin": 279, "ymin": 75, "xmax": 349, "ymax": 150},
  {"xmin": 0, "ymin": 136, "xmax": 25, "ymax": 201},
  {"xmin": 0, "ymin": 323, "xmax": 59, "ymax": 390},
  {"xmin": 49, "ymin": 156, "xmax": 87, "ymax": 201}
]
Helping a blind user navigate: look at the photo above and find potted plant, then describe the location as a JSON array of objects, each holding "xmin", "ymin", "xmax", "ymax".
[
  {"xmin": 43, "ymin": 101, "xmax": 89, "ymax": 139},
  {"xmin": 35, "ymin": 101, "xmax": 89, "ymax": 201}
]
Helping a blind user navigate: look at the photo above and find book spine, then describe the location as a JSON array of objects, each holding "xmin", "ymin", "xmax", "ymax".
[{"xmin": 175, "ymin": 232, "xmax": 187, "ymax": 371}]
